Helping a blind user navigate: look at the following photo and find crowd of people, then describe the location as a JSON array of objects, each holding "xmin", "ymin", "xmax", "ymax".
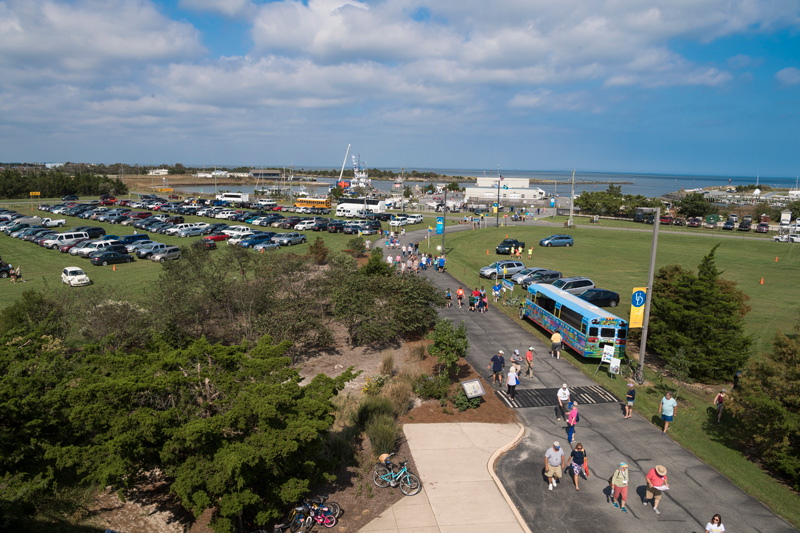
[{"xmin": 383, "ymin": 239, "xmax": 446, "ymax": 275}]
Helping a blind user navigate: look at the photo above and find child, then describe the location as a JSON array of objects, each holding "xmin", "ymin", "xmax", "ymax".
[{"xmin": 445, "ymin": 288, "xmax": 452, "ymax": 308}]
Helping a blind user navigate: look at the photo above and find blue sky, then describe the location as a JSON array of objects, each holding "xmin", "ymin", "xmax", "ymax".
[{"xmin": 0, "ymin": 0, "xmax": 798, "ymax": 176}]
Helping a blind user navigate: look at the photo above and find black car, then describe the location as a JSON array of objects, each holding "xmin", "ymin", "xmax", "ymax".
[
  {"xmin": 327, "ymin": 220, "xmax": 346, "ymax": 233},
  {"xmin": 88, "ymin": 244, "xmax": 128, "ymax": 258},
  {"xmin": 203, "ymin": 222, "xmax": 229, "ymax": 234},
  {"xmin": 722, "ymin": 220, "xmax": 736, "ymax": 230},
  {"xmin": 0, "ymin": 263, "xmax": 12, "ymax": 278},
  {"xmin": 496, "ymin": 238, "xmax": 525, "ymax": 254},
  {"xmin": 578, "ymin": 289, "xmax": 620, "ymax": 308},
  {"xmin": 90, "ymin": 251, "xmax": 134, "ymax": 266},
  {"xmin": 62, "ymin": 195, "xmax": 79, "ymax": 201},
  {"xmin": 366, "ymin": 212, "xmax": 392, "ymax": 221},
  {"xmin": 310, "ymin": 220, "xmax": 329, "ymax": 231},
  {"xmin": 84, "ymin": 226, "xmax": 106, "ymax": 238},
  {"xmin": 737, "ymin": 220, "xmax": 752, "ymax": 231}
]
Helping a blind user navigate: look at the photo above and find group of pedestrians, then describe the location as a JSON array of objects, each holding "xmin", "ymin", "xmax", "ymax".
[{"xmin": 486, "ymin": 347, "xmax": 536, "ymax": 400}]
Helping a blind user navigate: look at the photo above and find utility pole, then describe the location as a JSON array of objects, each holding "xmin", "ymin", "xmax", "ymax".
[
  {"xmin": 442, "ymin": 186, "xmax": 447, "ymax": 252},
  {"xmin": 638, "ymin": 207, "xmax": 661, "ymax": 375},
  {"xmin": 496, "ymin": 164, "xmax": 501, "ymax": 228},
  {"xmin": 569, "ymin": 169, "xmax": 575, "ymax": 227}
]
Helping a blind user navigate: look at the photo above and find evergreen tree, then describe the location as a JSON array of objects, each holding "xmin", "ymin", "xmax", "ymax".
[{"xmin": 648, "ymin": 245, "xmax": 751, "ymax": 381}]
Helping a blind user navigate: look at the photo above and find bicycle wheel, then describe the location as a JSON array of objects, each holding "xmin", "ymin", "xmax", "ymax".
[
  {"xmin": 619, "ymin": 364, "xmax": 630, "ymax": 379},
  {"xmin": 373, "ymin": 465, "xmax": 391, "ymax": 488},
  {"xmin": 302, "ymin": 516, "xmax": 314, "ymax": 533},
  {"xmin": 289, "ymin": 516, "xmax": 302, "ymax": 533},
  {"xmin": 322, "ymin": 515, "xmax": 336, "ymax": 528},
  {"xmin": 325, "ymin": 502, "xmax": 342, "ymax": 518},
  {"xmin": 400, "ymin": 472, "xmax": 421, "ymax": 496},
  {"xmin": 518, "ymin": 305, "xmax": 525, "ymax": 319},
  {"xmin": 633, "ymin": 368, "xmax": 646, "ymax": 385}
]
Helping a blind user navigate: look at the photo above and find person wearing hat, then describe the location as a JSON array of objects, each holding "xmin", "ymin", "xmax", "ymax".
[
  {"xmin": 610, "ymin": 462, "xmax": 629, "ymax": 512},
  {"xmin": 567, "ymin": 401, "xmax": 580, "ymax": 443},
  {"xmin": 506, "ymin": 365, "xmax": 519, "ymax": 400},
  {"xmin": 488, "ymin": 350, "xmax": 505, "ymax": 387},
  {"xmin": 556, "ymin": 383, "xmax": 570, "ymax": 420},
  {"xmin": 544, "ymin": 441, "xmax": 565, "ymax": 491},
  {"xmin": 524, "ymin": 346, "xmax": 535, "ymax": 379},
  {"xmin": 713, "ymin": 389, "xmax": 726, "ymax": 423},
  {"xmin": 510, "ymin": 349, "xmax": 522, "ymax": 375},
  {"xmin": 644, "ymin": 464, "xmax": 669, "ymax": 514},
  {"xmin": 624, "ymin": 383, "xmax": 636, "ymax": 419}
]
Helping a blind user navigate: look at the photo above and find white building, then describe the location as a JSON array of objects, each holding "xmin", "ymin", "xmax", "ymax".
[
  {"xmin": 147, "ymin": 169, "xmax": 169, "ymax": 176},
  {"xmin": 464, "ymin": 177, "xmax": 546, "ymax": 205}
]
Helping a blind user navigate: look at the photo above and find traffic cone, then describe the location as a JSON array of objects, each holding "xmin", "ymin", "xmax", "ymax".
[
  {"xmin": 261, "ymin": 248, "xmax": 264, "ymax": 254},
  {"xmin": 113, "ymin": 264, "xmax": 116, "ymax": 271},
  {"xmin": 760, "ymin": 277, "xmax": 764, "ymax": 285},
  {"xmin": 775, "ymin": 256, "xmax": 778, "ymax": 262},
  {"xmin": 506, "ymin": 234, "xmax": 508, "ymax": 238},
  {"xmin": 486, "ymin": 249, "xmax": 489, "ymax": 255}
]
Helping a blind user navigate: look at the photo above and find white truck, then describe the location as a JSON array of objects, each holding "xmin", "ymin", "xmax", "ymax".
[{"xmin": 10, "ymin": 216, "xmax": 65, "ymax": 227}]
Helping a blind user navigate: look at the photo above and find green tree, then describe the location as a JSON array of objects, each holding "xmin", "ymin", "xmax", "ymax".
[
  {"xmin": 729, "ymin": 331, "xmax": 800, "ymax": 489},
  {"xmin": 328, "ymin": 185, "xmax": 345, "ymax": 202},
  {"xmin": 427, "ymin": 319, "xmax": 469, "ymax": 380},
  {"xmin": 648, "ymin": 245, "xmax": 751, "ymax": 381},
  {"xmin": 677, "ymin": 192, "xmax": 715, "ymax": 217},
  {"xmin": 361, "ymin": 249, "xmax": 394, "ymax": 277}
]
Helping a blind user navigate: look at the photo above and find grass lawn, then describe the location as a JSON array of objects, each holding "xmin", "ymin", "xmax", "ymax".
[{"xmin": 438, "ymin": 223, "xmax": 800, "ymax": 527}]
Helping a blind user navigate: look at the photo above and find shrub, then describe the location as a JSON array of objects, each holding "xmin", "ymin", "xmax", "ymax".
[
  {"xmin": 361, "ymin": 375, "xmax": 386, "ymax": 396},
  {"xmin": 408, "ymin": 344, "xmax": 427, "ymax": 361},
  {"xmin": 413, "ymin": 373, "xmax": 450, "ymax": 400},
  {"xmin": 354, "ymin": 396, "xmax": 394, "ymax": 429},
  {"xmin": 308, "ymin": 237, "xmax": 329, "ymax": 264},
  {"xmin": 366, "ymin": 414, "xmax": 400, "ymax": 455},
  {"xmin": 384, "ymin": 381, "xmax": 413, "ymax": 416},
  {"xmin": 380, "ymin": 353, "xmax": 395, "ymax": 376},
  {"xmin": 453, "ymin": 390, "xmax": 482, "ymax": 412}
]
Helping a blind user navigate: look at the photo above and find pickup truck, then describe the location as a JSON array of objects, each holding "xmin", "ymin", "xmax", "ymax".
[
  {"xmin": 41, "ymin": 217, "xmax": 67, "ymax": 227},
  {"xmin": 496, "ymin": 238, "xmax": 525, "ymax": 254}
]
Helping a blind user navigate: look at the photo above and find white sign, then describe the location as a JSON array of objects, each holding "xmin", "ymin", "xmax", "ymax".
[
  {"xmin": 610, "ymin": 357, "xmax": 621, "ymax": 375},
  {"xmin": 601, "ymin": 344, "xmax": 615, "ymax": 363},
  {"xmin": 461, "ymin": 379, "xmax": 486, "ymax": 399}
]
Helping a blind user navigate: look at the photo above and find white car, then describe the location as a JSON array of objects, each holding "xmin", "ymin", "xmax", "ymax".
[
  {"xmin": 774, "ymin": 233, "xmax": 800, "ymax": 243},
  {"xmin": 222, "ymin": 225, "xmax": 253, "ymax": 236},
  {"xmin": 294, "ymin": 220, "xmax": 316, "ymax": 231},
  {"xmin": 61, "ymin": 266, "xmax": 92, "ymax": 287},
  {"xmin": 389, "ymin": 217, "xmax": 409, "ymax": 227},
  {"xmin": 406, "ymin": 214, "xmax": 424, "ymax": 224}
]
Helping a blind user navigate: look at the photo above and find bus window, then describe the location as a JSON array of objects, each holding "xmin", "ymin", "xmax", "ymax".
[
  {"xmin": 600, "ymin": 327, "xmax": 616, "ymax": 338},
  {"xmin": 580, "ymin": 323, "xmax": 587, "ymax": 335},
  {"xmin": 560, "ymin": 306, "xmax": 583, "ymax": 330},
  {"xmin": 536, "ymin": 294, "xmax": 556, "ymax": 314},
  {"xmin": 589, "ymin": 327, "xmax": 598, "ymax": 337},
  {"xmin": 617, "ymin": 329, "xmax": 627, "ymax": 339}
]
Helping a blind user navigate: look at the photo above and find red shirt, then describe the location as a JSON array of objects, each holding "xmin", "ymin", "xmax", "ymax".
[
  {"xmin": 472, "ymin": 289, "xmax": 480, "ymax": 298},
  {"xmin": 646, "ymin": 468, "xmax": 667, "ymax": 488}
]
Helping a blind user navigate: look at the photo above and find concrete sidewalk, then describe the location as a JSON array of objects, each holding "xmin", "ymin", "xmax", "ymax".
[{"xmin": 359, "ymin": 423, "xmax": 530, "ymax": 533}]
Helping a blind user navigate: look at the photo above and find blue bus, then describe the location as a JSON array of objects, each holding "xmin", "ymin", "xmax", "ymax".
[{"xmin": 519, "ymin": 283, "xmax": 628, "ymax": 359}]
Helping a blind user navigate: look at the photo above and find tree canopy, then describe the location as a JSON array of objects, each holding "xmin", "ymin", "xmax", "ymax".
[
  {"xmin": 574, "ymin": 184, "xmax": 660, "ymax": 217},
  {"xmin": 0, "ymin": 169, "xmax": 128, "ymax": 200},
  {"xmin": 648, "ymin": 245, "xmax": 751, "ymax": 381},
  {"xmin": 676, "ymin": 192, "xmax": 715, "ymax": 217}
]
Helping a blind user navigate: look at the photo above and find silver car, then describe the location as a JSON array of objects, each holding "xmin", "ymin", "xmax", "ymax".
[
  {"xmin": 150, "ymin": 246, "xmax": 181, "ymax": 263},
  {"xmin": 274, "ymin": 232, "xmax": 307, "ymax": 246},
  {"xmin": 479, "ymin": 260, "xmax": 526, "ymax": 280}
]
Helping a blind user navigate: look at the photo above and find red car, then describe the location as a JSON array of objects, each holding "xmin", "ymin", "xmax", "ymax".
[
  {"xmin": 131, "ymin": 211, "xmax": 152, "ymax": 219},
  {"xmin": 99, "ymin": 199, "xmax": 116, "ymax": 206},
  {"xmin": 755, "ymin": 222, "xmax": 770, "ymax": 234},
  {"xmin": 203, "ymin": 232, "xmax": 231, "ymax": 242},
  {"xmin": 117, "ymin": 200, "xmax": 130, "ymax": 206},
  {"xmin": 687, "ymin": 217, "xmax": 702, "ymax": 227},
  {"xmin": 659, "ymin": 215, "xmax": 674, "ymax": 225},
  {"xmin": 59, "ymin": 239, "xmax": 91, "ymax": 253},
  {"xmin": 272, "ymin": 205, "xmax": 284, "ymax": 211}
]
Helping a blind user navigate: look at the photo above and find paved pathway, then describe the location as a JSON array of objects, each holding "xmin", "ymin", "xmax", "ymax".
[{"xmin": 364, "ymin": 222, "xmax": 796, "ymax": 533}]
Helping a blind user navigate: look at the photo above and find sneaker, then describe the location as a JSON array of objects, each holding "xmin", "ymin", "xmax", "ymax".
[
  {"xmin": 553, "ymin": 478, "xmax": 558, "ymax": 486},
  {"xmin": 621, "ymin": 508, "xmax": 628, "ymax": 513},
  {"xmin": 643, "ymin": 501, "xmax": 648, "ymax": 506},
  {"xmin": 654, "ymin": 508, "xmax": 661, "ymax": 515},
  {"xmin": 548, "ymin": 483, "xmax": 553, "ymax": 491},
  {"xmin": 612, "ymin": 502, "xmax": 619, "ymax": 508}
]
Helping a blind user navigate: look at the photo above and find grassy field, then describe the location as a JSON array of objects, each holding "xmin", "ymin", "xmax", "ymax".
[{"xmin": 438, "ymin": 222, "xmax": 800, "ymax": 527}]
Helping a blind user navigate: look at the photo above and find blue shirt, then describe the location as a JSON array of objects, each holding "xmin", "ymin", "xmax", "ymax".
[
  {"xmin": 661, "ymin": 397, "xmax": 677, "ymax": 416},
  {"xmin": 491, "ymin": 354, "xmax": 505, "ymax": 372}
]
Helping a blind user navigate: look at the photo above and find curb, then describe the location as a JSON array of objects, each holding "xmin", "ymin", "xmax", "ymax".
[{"xmin": 487, "ymin": 421, "xmax": 532, "ymax": 533}]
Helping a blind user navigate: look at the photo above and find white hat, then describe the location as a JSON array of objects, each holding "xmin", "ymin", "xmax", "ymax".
[
  {"xmin": 514, "ymin": 349, "xmax": 520, "ymax": 354},
  {"xmin": 562, "ymin": 383, "xmax": 568, "ymax": 388},
  {"xmin": 553, "ymin": 441, "xmax": 560, "ymax": 448},
  {"xmin": 529, "ymin": 346, "xmax": 535, "ymax": 351},
  {"xmin": 498, "ymin": 350, "xmax": 504, "ymax": 354}
]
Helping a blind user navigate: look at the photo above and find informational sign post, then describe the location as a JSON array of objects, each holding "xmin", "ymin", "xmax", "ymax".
[
  {"xmin": 609, "ymin": 357, "xmax": 621, "ymax": 375},
  {"xmin": 461, "ymin": 378, "xmax": 486, "ymax": 399},
  {"xmin": 595, "ymin": 344, "xmax": 618, "ymax": 376}
]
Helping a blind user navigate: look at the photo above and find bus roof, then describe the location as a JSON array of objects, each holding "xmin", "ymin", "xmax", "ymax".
[{"xmin": 526, "ymin": 283, "xmax": 627, "ymax": 326}]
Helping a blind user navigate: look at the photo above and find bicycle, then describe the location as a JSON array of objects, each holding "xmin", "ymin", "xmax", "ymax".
[
  {"xmin": 306, "ymin": 495, "xmax": 341, "ymax": 519},
  {"xmin": 620, "ymin": 358, "xmax": 646, "ymax": 385},
  {"xmin": 287, "ymin": 501, "xmax": 336, "ymax": 532},
  {"xmin": 504, "ymin": 294, "xmax": 521, "ymax": 307},
  {"xmin": 373, "ymin": 453, "xmax": 422, "ymax": 496}
]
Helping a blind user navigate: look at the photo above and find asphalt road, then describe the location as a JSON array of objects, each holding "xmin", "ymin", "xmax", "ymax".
[{"xmin": 402, "ymin": 222, "xmax": 796, "ymax": 533}]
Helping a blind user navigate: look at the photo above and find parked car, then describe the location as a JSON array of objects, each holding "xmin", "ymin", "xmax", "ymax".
[
  {"xmin": 479, "ymin": 260, "xmax": 526, "ymax": 279},
  {"xmin": 722, "ymin": 220, "xmax": 736, "ymax": 230},
  {"xmin": 204, "ymin": 232, "xmax": 231, "ymax": 242},
  {"xmin": 552, "ymin": 276, "xmax": 595, "ymax": 294},
  {"xmin": 90, "ymin": 251, "xmax": 134, "ymax": 266},
  {"xmin": 687, "ymin": 217, "xmax": 702, "ymax": 227},
  {"xmin": 659, "ymin": 215, "xmax": 674, "ymax": 225},
  {"xmin": 737, "ymin": 220, "xmax": 752, "ymax": 231},
  {"xmin": 150, "ymin": 246, "xmax": 182, "ymax": 262},
  {"xmin": 520, "ymin": 269, "xmax": 563, "ymax": 289},
  {"xmin": 192, "ymin": 239, "xmax": 217, "ymax": 250},
  {"xmin": 496, "ymin": 238, "xmax": 525, "ymax": 254},
  {"xmin": 578, "ymin": 288, "xmax": 620, "ymax": 308},
  {"xmin": 274, "ymin": 233, "xmax": 307, "ymax": 246},
  {"xmin": 61, "ymin": 266, "xmax": 92, "ymax": 286},
  {"xmin": 511, "ymin": 267, "xmax": 547, "ymax": 285},
  {"xmin": 294, "ymin": 219, "xmax": 317, "ymax": 231},
  {"xmin": 240, "ymin": 233, "xmax": 276, "ymax": 248},
  {"xmin": 389, "ymin": 216, "xmax": 409, "ymax": 227},
  {"xmin": 755, "ymin": 222, "xmax": 770, "ymax": 234},
  {"xmin": 0, "ymin": 263, "xmax": 12, "ymax": 279},
  {"xmin": 539, "ymin": 234, "xmax": 574, "ymax": 247},
  {"xmin": 126, "ymin": 240, "xmax": 156, "ymax": 253},
  {"xmin": 62, "ymin": 195, "xmax": 79, "ymax": 201},
  {"xmin": 136, "ymin": 242, "xmax": 170, "ymax": 258},
  {"xmin": 327, "ymin": 220, "xmax": 346, "ymax": 233},
  {"xmin": 252, "ymin": 241, "xmax": 280, "ymax": 252},
  {"xmin": 774, "ymin": 233, "xmax": 800, "ymax": 243}
]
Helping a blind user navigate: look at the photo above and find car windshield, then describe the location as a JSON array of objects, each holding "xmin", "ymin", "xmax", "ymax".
[{"xmin": 67, "ymin": 269, "xmax": 84, "ymax": 276}]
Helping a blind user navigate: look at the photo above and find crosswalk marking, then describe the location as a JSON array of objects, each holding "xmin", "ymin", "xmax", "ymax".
[{"xmin": 495, "ymin": 386, "xmax": 620, "ymax": 409}]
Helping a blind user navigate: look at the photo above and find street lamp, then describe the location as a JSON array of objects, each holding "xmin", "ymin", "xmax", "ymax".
[{"xmin": 496, "ymin": 164, "xmax": 501, "ymax": 228}]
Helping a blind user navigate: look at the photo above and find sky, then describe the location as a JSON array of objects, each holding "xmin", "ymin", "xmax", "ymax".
[{"xmin": 0, "ymin": 0, "xmax": 799, "ymax": 176}]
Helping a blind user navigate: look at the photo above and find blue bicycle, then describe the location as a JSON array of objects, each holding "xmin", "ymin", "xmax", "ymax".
[{"xmin": 372, "ymin": 453, "xmax": 421, "ymax": 496}]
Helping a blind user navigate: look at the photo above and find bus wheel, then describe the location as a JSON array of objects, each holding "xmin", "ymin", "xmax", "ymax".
[{"xmin": 518, "ymin": 305, "xmax": 524, "ymax": 319}]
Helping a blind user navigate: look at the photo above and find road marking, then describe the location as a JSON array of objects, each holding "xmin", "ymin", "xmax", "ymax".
[{"xmin": 495, "ymin": 386, "xmax": 620, "ymax": 409}]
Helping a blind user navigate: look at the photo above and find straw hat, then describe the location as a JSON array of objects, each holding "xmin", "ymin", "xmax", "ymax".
[{"xmin": 655, "ymin": 465, "xmax": 667, "ymax": 476}]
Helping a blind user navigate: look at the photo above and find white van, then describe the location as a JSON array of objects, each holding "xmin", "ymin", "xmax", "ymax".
[
  {"xmin": 43, "ymin": 231, "xmax": 90, "ymax": 250},
  {"xmin": 336, "ymin": 205, "xmax": 359, "ymax": 218},
  {"xmin": 76, "ymin": 240, "xmax": 121, "ymax": 257},
  {"xmin": 257, "ymin": 199, "xmax": 277, "ymax": 208}
]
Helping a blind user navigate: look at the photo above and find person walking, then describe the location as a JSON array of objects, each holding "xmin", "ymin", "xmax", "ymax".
[
  {"xmin": 567, "ymin": 401, "xmax": 579, "ymax": 443},
  {"xmin": 524, "ymin": 346, "xmax": 534, "ymax": 379},
  {"xmin": 456, "ymin": 287, "xmax": 464, "ymax": 308},
  {"xmin": 624, "ymin": 383, "xmax": 635, "ymax": 419},
  {"xmin": 610, "ymin": 462, "xmax": 629, "ymax": 512},
  {"xmin": 528, "ymin": 246, "xmax": 533, "ymax": 260},
  {"xmin": 660, "ymin": 392, "xmax": 678, "ymax": 434},
  {"xmin": 557, "ymin": 383, "xmax": 570, "ymax": 420},
  {"xmin": 705, "ymin": 514, "xmax": 725, "ymax": 532},
  {"xmin": 445, "ymin": 288, "xmax": 452, "ymax": 308},
  {"xmin": 544, "ymin": 441, "xmax": 565, "ymax": 491},
  {"xmin": 438, "ymin": 255, "xmax": 445, "ymax": 273},
  {"xmin": 568, "ymin": 442, "xmax": 588, "ymax": 491},
  {"xmin": 644, "ymin": 464, "xmax": 669, "ymax": 515},
  {"xmin": 714, "ymin": 389, "xmax": 726, "ymax": 423},
  {"xmin": 506, "ymin": 366, "xmax": 519, "ymax": 400},
  {"xmin": 510, "ymin": 350, "xmax": 522, "ymax": 375},
  {"xmin": 488, "ymin": 350, "xmax": 505, "ymax": 387},
  {"xmin": 551, "ymin": 330, "xmax": 562, "ymax": 359}
]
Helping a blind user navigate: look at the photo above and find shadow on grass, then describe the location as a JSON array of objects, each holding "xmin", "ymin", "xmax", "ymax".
[{"xmin": 700, "ymin": 406, "xmax": 744, "ymax": 449}]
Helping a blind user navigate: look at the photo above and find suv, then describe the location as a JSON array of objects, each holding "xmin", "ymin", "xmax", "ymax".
[
  {"xmin": 136, "ymin": 242, "xmax": 169, "ymax": 258},
  {"xmin": 496, "ymin": 238, "xmax": 525, "ymax": 254},
  {"xmin": 539, "ymin": 234, "xmax": 574, "ymax": 247},
  {"xmin": 552, "ymin": 276, "xmax": 595, "ymax": 294},
  {"xmin": 274, "ymin": 233, "xmax": 306, "ymax": 246},
  {"xmin": 479, "ymin": 260, "xmax": 526, "ymax": 279},
  {"xmin": 521, "ymin": 269, "xmax": 562, "ymax": 289},
  {"xmin": 150, "ymin": 246, "xmax": 181, "ymax": 262}
]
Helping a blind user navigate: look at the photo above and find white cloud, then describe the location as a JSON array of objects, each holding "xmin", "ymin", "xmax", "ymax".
[{"xmin": 775, "ymin": 67, "xmax": 800, "ymax": 86}]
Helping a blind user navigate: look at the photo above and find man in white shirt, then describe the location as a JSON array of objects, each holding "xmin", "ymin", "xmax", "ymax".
[
  {"xmin": 544, "ymin": 441, "xmax": 565, "ymax": 491},
  {"xmin": 557, "ymin": 384, "xmax": 570, "ymax": 421}
]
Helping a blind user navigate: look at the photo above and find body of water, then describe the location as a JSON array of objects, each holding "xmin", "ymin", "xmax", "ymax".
[{"xmin": 174, "ymin": 169, "xmax": 800, "ymax": 199}]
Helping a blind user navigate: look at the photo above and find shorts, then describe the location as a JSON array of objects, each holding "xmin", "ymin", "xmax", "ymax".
[
  {"xmin": 545, "ymin": 463, "xmax": 562, "ymax": 479},
  {"xmin": 492, "ymin": 370, "xmax": 503, "ymax": 378},
  {"xmin": 716, "ymin": 403, "xmax": 724, "ymax": 413},
  {"xmin": 627, "ymin": 401, "xmax": 635, "ymax": 407},
  {"xmin": 551, "ymin": 342, "xmax": 561, "ymax": 351},
  {"xmin": 645, "ymin": 487, "xmax": 663, "ymax": 502},
  {"xmin": 662, "ymin": 414, "xmax": 673, "ymax": 422},
  {"xmin": 613, "ymin": 485, "xmax": 628, "ymax": 501}
]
